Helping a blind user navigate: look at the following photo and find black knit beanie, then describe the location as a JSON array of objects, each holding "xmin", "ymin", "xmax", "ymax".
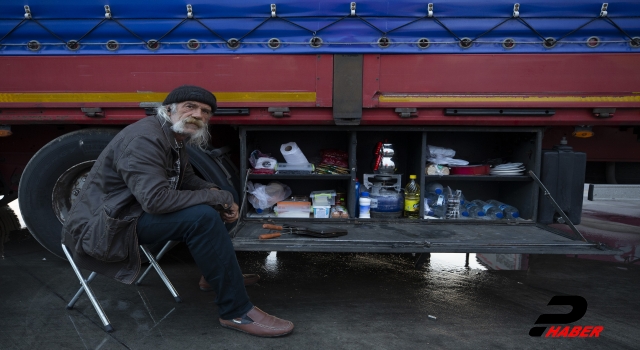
[{"xmin": 163, "ymin": 85, "xmax": 217, "ymax": 111}]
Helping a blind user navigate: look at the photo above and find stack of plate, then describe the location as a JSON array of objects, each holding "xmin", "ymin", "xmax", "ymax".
[{"xmin": 490, "ymin": 163, "xmax": 525, "ymax": 175}]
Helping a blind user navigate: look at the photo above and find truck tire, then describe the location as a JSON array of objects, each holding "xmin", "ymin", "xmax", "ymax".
[
  {"xmin": 18, "ymin": 129, "xmax": 120, "ymax": 259},
  {"xmin": 187, "ymin": 145, "xmax": 241, "ymax": 232},
  {"xmin": 187, "ymin": 146, "xmax": 240, "ymax": 203}
]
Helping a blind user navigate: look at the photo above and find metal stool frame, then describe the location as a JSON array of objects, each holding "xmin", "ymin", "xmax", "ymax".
[{"xmin": 62, "ymin": 241, "xmax": 181, "ymax": 333}]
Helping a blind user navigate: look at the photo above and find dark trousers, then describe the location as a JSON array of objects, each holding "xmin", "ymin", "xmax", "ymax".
[{"xmin": 136, "ymin": 204, "xmax": 253, "ymax": 319}]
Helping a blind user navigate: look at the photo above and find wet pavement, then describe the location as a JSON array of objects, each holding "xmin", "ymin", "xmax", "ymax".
[{"xmin": 2, "ymin": 228, "xmax": 639, "ymax": 350}]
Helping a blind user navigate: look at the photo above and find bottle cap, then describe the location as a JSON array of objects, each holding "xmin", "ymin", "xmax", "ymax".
[
  {"xmin": 409, "ymin": 174, "xmax": 416, "ymax": 179},
  {"xmin": 361, "ymin": 192, "xmax": 369, "ymax": 197}
]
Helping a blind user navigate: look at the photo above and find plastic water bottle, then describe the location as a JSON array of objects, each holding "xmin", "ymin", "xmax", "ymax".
[
  {"xmin": 425, "ymin": 193, "xmax": 447, "ymax": 218},
  {"xmin": 359, "ymin": 192, "xmax": 371, "ymax": 219},
  {"xmin": 354, "ymin": 178, "xmax": 360, "ymax": 218},
  {"xmin": 487, "ymin": 200, "xmax": 520, "ymax": 219},
  {"xmin": 473, "ymin": 200, "xmax": 504, "ymax": 219},
  {"xmin": 462, "ymin": 200, "xmax": 485, "ymax": 218},
  {"xmin": 458, "ymin": 202, "xmax": 469, "ymax": 217},
  {"xmin": 404, "ymin": 175, "xmax": 420, "ymax": 219},
  {"xmin": 425, "ymin": 182, "xmax": 444, "ymax": 195}
]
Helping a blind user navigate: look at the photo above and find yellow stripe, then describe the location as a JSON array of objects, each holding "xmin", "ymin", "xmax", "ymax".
[
  {"xmin": 379, "ymin": 95, "xmax": 640, "ymax": 103},
  {"xmin": 0, "ymin": 92, "xmax": 316, "ymax": 103}
]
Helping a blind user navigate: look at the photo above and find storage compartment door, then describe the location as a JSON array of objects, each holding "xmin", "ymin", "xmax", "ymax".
[{"xmin": 230, "ymin": 221, "xmax": 615, "ymax": 255}]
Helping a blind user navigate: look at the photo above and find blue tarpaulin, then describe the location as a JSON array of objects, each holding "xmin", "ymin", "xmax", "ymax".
[{"xmin": 1, "ymin": 0, "xmax": 639, "ymax": 54}]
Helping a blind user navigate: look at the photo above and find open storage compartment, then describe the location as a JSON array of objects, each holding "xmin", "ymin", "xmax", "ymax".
[{"xmin": 232, "ymin": 126, "xmax": 614, "ymax": 256}]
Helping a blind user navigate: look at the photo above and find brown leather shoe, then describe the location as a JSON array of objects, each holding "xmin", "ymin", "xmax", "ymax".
[
  {"xmin": 219, "ymin": 306, "xmax": 294, "ymax": 337},
  {"xmin": 199, "ymin": 274, "xmax": 260, "ymax": 291}
]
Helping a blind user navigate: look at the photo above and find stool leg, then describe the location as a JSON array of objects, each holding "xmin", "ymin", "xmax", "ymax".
[
  {"xmin": 62, "ymin": 244, "xmax": 114, "ymax": 332},
  {"xmin": 139, "ymin": 245, "xmax": 182, "ymax": 303},
  {"xmin": 135, "ymin": 241, "xmax": 178, "ymax": 285},
  {"xmin": 67, "ymin": 271, "xmax": 97, "ymax": 309}
]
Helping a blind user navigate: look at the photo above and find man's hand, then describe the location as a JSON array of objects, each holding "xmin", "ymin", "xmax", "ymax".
[{"xmin": 221, "ymin": 202, "xmax": 239, "ymax": 223}]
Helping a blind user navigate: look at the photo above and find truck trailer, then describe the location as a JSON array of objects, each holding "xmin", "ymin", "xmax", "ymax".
[{"xmin": 1, "ymin": 0, "xmax": 639, "ymax": 260}]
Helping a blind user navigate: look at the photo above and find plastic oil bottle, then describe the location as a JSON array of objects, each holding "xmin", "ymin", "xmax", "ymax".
[{"xmin": 404, "ymin": 174, "xmax": 420, "ymax": 219}]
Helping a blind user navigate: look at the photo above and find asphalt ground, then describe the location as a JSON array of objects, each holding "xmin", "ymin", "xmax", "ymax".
[{"xmin": 1, "ymin": 226, "xmax": 639, "ymax": 350}]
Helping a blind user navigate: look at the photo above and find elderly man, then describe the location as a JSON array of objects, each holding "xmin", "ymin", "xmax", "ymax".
[{"xmin": 62, "ymin": 85, "xmax": 293, "ymax": 337}]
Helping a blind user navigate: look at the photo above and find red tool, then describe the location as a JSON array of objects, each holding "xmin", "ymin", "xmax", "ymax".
[{"xmin": 258, "ymin": 223, "xmax": 348, "ymax": 240}]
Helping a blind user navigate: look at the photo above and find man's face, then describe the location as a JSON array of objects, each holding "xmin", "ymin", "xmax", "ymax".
[{"xmin": 169, "ymin": 101, "xmax": 213, "ymax": 136}]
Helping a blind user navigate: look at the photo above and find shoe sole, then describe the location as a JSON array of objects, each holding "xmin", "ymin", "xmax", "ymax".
[{"xmin": 220, "ymin": 322, "xmax": 293, "ymax": 337}]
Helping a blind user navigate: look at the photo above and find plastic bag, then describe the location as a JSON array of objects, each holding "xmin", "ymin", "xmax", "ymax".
[
  {"xmin": 246, "ymin": 181, "xmax": 292, "ymax": 210},
  {"xmin": 426, "ymin": 145, "xmax": 469, "ymax": 165},
  {"xmin": 249, "ymin": 150, "xmax": 276, "ymax": 169}
]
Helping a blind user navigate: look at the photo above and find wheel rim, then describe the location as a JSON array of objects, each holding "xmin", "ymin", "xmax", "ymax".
[{"xmin": 52, "ymin": 161, "xmax": 94, "ymax": 224}]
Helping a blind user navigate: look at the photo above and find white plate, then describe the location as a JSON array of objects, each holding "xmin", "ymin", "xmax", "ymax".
[
  {"xmin": 493, "ymin": 167, "xmax": 525, "ymax": 171},
  {"xmin": 494, "ymin": 164, "xmax": 524, "ymax": 169},
  {"xmin": 490, "ymin": 170, "xmax": 524, "ymax": 175},
  {"xmin": 491, "ymin": 168, "xmax": 524, "ymax": 172}
]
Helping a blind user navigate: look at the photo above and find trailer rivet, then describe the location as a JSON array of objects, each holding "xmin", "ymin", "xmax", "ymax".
[
  {"xmin": 309, "ymin": 37, "xmax": 323, "ymax": 48},
  {"xmin": 378, "ymin": 37, "xmax": 390, "ymax": 48},
  {"xmin": 106, "ymin": 40, "xmax": 119, "ymax": 51},
  {"xmin": 187, "ymin": 39, "xmax": 200, "ymax": 50},
  {"xmin": 226, "ymin": 38, "xmax": 240, "ymax": 50},
  {"xmin": 66, "ymin": 40, "xmax": 80, "ymax": 51},
  {"xmin": 459, "ymin": 38, "xmax": 472, "ymax": 49},
  {"xmin": 146, "ymin": 39, "xmax": 160, "ymax": 50},
  {"xmin": 268, "ymin": 38, "xmax": 281, "ymax": 49},
  {"xmin": 27, "ymin": 40, "xmax": 40, "ymax": 51},
  {"xmin": 502, "ymin": 38, "xmax": 516, "ymax": 49},
  {"xmin": 543, "ymin": 37, "xmax": 556, "ymax": 49}
]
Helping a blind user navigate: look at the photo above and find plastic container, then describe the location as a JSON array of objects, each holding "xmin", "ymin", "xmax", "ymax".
[
  {"xmin": 275, "ymin": 200, "xmax": 311, "ymax": 218},
  {"xmin": 369, "ymin": 179, "xmax": 403, "ymax": 218},
  {"xmin": 310, "ymin": 190, "xmax": 337, "ymax": 206},
  {"xmin": 312, "ymin": 206, "xmax": 331, "ymax": 218},
  {"xmin": 487, "ymin": 200, "xmax": 520, "ymax": 219},
  {"xmin": 425, "ymin": 193, "xmax": 447, "ymax": 218},
  {"xmin": 425, "ymin": 182, "xmax": 444, "ymax": 195},
  {"xmin": 404, "ymin": 175, "xmax": 420, "ymax": 219},
  {"xmin": 359, "ymin": 192, "xmax": 371, "ymax": 219},
  {"xmin": 354, "ymin": 178, "xmax": 360, "ymax": 218}
]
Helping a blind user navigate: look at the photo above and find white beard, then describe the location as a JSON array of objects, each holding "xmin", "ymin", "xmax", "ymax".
[{"xmin": 171, "ymin": 118, "xmax": 210, "ymax": 149}]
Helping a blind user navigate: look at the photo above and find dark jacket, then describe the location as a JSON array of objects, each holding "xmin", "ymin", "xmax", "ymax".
[{"xmin": 62, "ymin": 115, "xmax": 234, "ymax": 284}]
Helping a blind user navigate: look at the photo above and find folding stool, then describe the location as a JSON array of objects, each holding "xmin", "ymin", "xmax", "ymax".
[{"xmin": 62, "ymin": 241, "xmax": 181, "ymax": 332}]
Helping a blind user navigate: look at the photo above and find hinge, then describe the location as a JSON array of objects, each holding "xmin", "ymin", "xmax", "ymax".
[
  {"xmin": 268, "ymin": 107, "xmax": 291, "ymax": 118},
  {"xmin": 395, "ymin": 108, "xmax": 418, "ymax": 118},
  {"xmin": 592, "ymin": 108, "xmax": 615, "ymax": 118},
  {"xmin": 140, "ymin": 102, "xmax": 161, "ymax": 116},
  {"xmin": 81, "ymin": 108, "xmax": 104, "ymax": 118}
]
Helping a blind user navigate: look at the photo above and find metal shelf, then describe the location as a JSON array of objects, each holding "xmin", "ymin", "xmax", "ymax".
[
  {"xmin": 424, "ymin": 175, "xmax": 531, "ymax": 181},
  {"xmin": 249, "ymin": 174, "xmax": 352, "ymax": 180}
]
